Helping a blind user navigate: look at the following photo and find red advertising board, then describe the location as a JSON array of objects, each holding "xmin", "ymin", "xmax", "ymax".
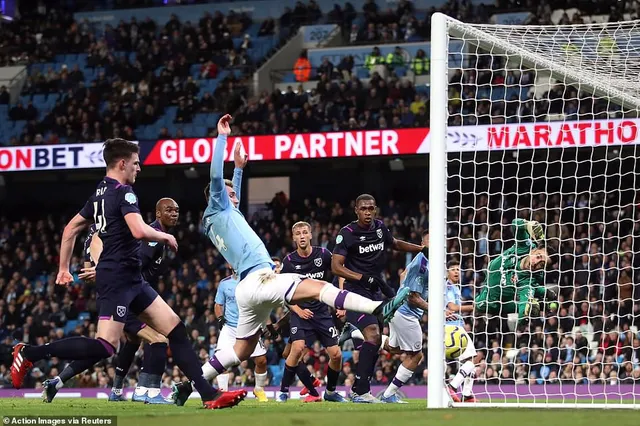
[{"xmin": 144, "ymin": 128, "xmax": 431, "ymax": 165}]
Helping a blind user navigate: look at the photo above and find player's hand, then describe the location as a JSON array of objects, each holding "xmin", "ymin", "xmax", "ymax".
[
  {"xmin": 336, "ymin": 309, "xmax": 346, "ymax": 319},
  {"xmin": 217, "ymin": 113, "xmax": 232, "ymax": 136},
  {"xmin": 445, "ymin": 309, "xmax": 459, "ymax": 321},
  {"xmin": 216, "ymin": 316, "xmax": 225, "ymax": 329},
  {"xmin": 163, "ymin": 234, "xmax": 178, "ymax": 252},
  {"xmin": 359, "ymin": 274, "xmax": 384, "ymax": 291},
  {"xmin": 233, "ymin": 141, "xmax": 248, "ymax": 169},
  {"xmin": 264, "ymin": 323, "xmax": 279, "ymax": 339},
  {"xmin": 78, "ymin": 266, "xmax": 97, "ymax": 283},
  {"xmin": 298, "ymin": 309, "xmax": 314, "ymax": 320},
  {"xmin": 55, "ymin": 270, "xmax": 74, "ymax": 286},
  {"xmin": 526, "ymin": 220, "xmax": 545, "ymax": 242}
]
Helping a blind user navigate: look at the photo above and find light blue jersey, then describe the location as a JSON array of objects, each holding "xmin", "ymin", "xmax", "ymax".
[
  {"xmin": 202, "ymin": 134, "xmax": 274, "ymax": 278},
  {"xmin": 215, "ymin": 275, "xmax": 240, "ymax": 328},
  {"xmin": 397, "ymin": 253, "xmax": 429, "ymax": 319},
  {"xmin": 445, "ymin": 280, "xmax": 464, "ymax": 326}
]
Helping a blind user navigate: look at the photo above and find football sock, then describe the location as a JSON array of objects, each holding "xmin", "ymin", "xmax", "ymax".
[
  {"xmin": 59, "ymin": 358, "xmax": 98, "ymax": 385},
  {"xmin": 383, "ymin": 364, "xmax": 414, "ymax": 398},
  {"xmin": 326, "ymin": 366, "xmax": 340, "ymax": 392},
  {"xmin": 353, "ymin": 341, "xmax": 378, "ymax": 395},
  {"xmin": 141, "ymin": 342, "xmax": 167, "ymax": 392},
  {"xmin": 167, "ymin": 322, "xmax": 217, "ymax": 401},
  {"xmin": 296, "ymin": 363, "xmax": 319, "ymax": 397},
  {"xmin": 319, "ymin": 284, "xmax": 381, "ymax": 313},
  {"xmin": 113, "ymin": 340, "xmax": 139, "ymax": 389},
  {"xmin": 203, "ymin": 349, "xmax": 241, "ymax": 380},
  {"xmin": 450, "ymin": 360, "xmax": 475, "ymax": 390},
  {"xmin": 462, "ymin": 372, "xmax": 476, "ymax": 397},
  {"xmin": 216, "ymin": 374, "xmax": 230, "ymax": 391},
  {"xmin": 255, "ymin": 371, "xmax": 268, "ymax": 390},
  {"xmin": 24, "ymin": 337, "xmax": 115, "ymax": 362},
  {"xmin": 280, "ymin": 363, "xmax": 296, "ymax": 393}
]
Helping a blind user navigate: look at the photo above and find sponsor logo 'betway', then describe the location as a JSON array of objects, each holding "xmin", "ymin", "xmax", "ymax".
[
  {"xmin": 304, "ymin": 271, "xmax": 325, "ymax": 279},
  {"xmin": 359, "ymin": 242, "xmax": 384, "ymax": 254}
]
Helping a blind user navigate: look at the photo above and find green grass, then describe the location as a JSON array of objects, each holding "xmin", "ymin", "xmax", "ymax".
[{"xmin": 0, "ymin": 398, "xmax": 639, "ymax": 426}]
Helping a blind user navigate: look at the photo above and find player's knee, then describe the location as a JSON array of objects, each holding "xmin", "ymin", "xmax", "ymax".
[
  {"xmin": 288, "ymin": 340, "xmax": 305, "ymax": 358},
  {"xmin": 327, "ymin": 346, "xmax": 342, "ymax": 362}
]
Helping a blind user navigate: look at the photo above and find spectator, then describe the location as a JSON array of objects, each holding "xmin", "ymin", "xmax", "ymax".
[{"xmin": 293, "ymin": 50, "xmax": 312, "ymax": 82}]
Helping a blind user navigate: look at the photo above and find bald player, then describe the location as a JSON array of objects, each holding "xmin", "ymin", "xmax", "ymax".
[{"xmin": 42, "ymin": 198, "xmax": 179, "ymax": 404}]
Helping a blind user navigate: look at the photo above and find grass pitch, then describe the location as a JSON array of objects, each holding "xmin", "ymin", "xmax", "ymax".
[{"xmin": 0, "ymin": 398, "xmax": 638, "ymax": 426}]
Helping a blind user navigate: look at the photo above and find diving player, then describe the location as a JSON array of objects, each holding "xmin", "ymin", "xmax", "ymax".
[{"xmin": 169, "ymin": 115, "xmax": 411, "ymax": 406}]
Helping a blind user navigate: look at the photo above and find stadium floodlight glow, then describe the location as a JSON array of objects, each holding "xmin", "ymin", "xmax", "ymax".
[{"xmin": 429, "ymin": 12, "xmax": 640, "ymax": 410}]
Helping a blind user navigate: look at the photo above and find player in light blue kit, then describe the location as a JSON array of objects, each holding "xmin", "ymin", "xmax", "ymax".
[
  {"xmin": 379, "ymin": 231, "xmax": 430, "ymax": 403},
  {"xmin": 214, "ymin": 272, "xmax": 270, "ymax": 402},
  {"xmin": 444, "ymin": 260, "xmax": 479, "ymax": 403},
  {"xmin": 169, "ymin": 114, "xmax": 413, "ymax": 406}
]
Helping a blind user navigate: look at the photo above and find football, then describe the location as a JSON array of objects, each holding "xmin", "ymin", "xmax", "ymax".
[{"xmin": 444, "ymin": 325, "xmax": 469, "ymax": 360}]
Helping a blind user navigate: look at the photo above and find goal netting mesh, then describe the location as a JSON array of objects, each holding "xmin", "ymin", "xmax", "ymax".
[{"xmin": 434, "ymin": 14, "xmax": 640, "ymax": 408}]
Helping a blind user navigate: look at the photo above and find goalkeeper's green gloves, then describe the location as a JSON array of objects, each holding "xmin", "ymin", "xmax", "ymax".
[{"xmin": 526, "ymin": 220, "xmax": 545, "ymax": 244}]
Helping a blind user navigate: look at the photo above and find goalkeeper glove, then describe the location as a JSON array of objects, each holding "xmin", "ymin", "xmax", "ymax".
[
  {"xmin": 216, "ymin": 316, "xmax": 225, "ymax": 330},
  {"xmin": 524, "ymin": 298, "xmax": 541, "ymax": 318},
  {"xmin": 526, "ymin": 220, "xmax": 545, "ymax": 244},
  {"xmin": 545, "ymin": 287, "xmax": 558, "ymax": 301}
]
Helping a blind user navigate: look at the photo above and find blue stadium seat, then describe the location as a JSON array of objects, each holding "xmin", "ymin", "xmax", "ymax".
[
  {"xmin": 64, "ymin": 320, "xmax": 79, "ymax": 335},
  {"xmin": 268, "ymin": 365, "xmax": 283, "ymax": 386},
  {"xmin": 395, "ymin": 66, "xmax": 407, "ymax": 77},
  {"xmin": 357, "ymin": 67, "xmax": 370, "ymax": 79},
  {"xmin": 78, "ymin": 312, "xmax": 91, "ymax": 321},
  {"xmin": 281, "ymin": 72, "xmax": 296, "ymax": 83}
]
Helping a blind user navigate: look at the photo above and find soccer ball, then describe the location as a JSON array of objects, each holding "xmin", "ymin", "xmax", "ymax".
[{"xmin": 444, "ymin": 325, "xmax": 468, "ymax": 360}]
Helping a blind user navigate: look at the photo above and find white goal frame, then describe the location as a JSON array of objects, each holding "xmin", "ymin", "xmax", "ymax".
[{"xmin": 427, "ymin": 12, "xmax": 640, "ymax": 410}]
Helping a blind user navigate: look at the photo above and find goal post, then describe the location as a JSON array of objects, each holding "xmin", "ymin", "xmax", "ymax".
[{"xmin": 428, "ymin": 12, "xmax": 640, "ymax": 409}]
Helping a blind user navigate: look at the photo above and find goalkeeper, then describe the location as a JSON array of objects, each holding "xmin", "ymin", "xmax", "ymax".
[{"xmin": 475, "ymin": 218, "xmax": 556, "ymax": 320}]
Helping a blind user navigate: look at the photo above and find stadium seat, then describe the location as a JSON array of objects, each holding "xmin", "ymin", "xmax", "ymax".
[{"xmin": 78, "ymin": 312, "xmax": 91, "ymax": 321}]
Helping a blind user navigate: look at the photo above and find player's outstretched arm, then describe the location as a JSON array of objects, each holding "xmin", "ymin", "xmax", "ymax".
[
  {"xmin": 232, "ymin": 141, "xmax": 247, "ymax": 203},
  {"xmin": 512, "ymin": 218, "xmax": 545, "ymax": 245},
  {"xmin": 125, "ymin": 213, "xmax": 178, "ymax": 251},
  {"xmin": 392, "ymin": 238, "xmax": 427, "ymax": 256},
  {"xmin": 208, "ymin": 114, "xmax": 232, "ymax": 208},
  {"xmin": 57, "ymin": 214, "xmax": 92, "ymax": 284}
]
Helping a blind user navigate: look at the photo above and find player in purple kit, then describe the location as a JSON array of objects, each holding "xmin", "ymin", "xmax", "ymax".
[
  {"xmin": 42, "ymin": 200, "xmax": 178, "ymax": 404},
  {"xmin": 331, "ymin": 194, "xmax": 427, "ymax": 403},
  {"xmin": 11, "ymin": 138, "xmax": 245, "ymax": 410},
  {"xmin": 277, "ymin": 221, "xmax": 348, "ymax": 403}
]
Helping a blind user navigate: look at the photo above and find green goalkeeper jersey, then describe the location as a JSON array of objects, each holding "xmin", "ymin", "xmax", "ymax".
[{"xmin": 485, "ymin": 219, "xmax": 544, "ymax": 290}]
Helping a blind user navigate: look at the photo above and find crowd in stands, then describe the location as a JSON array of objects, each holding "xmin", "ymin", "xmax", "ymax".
[{"xmin": 1, "ymin": 186, "xmax": 640, "ymax": 389}]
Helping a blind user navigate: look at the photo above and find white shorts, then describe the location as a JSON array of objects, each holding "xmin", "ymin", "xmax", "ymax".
[
  {"xmin": 388, "ymin": 312, "xmax": 423, "ymax": 352},
  {"xmin": 216, "ymin": 324, "xmax": 267, "ymax": 358},
  {"xmin": 235, "ymin": 268, "xmax": 303, "ymax": 339},
  {"xmin": 458, "ymin": 329, "xmax": 477, "ymax": 361}
]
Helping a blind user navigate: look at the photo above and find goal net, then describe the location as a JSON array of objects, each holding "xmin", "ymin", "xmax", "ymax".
[{"xmin": 427, "ymin": 13, "xmax": 640, "ymax": 409}]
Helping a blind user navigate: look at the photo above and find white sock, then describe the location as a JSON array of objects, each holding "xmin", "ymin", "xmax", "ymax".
[
  {"xmin": 462, "ymin": 374, "xmax": 475, "ymax": 397},
  {"xmin": 203, "ymin": 349, "xmax": 241, "ymax": 380},
  {"xmin": 217, "ymin": 373, "xmax": 230, "ymax": 391},
  {"xmin": 134, "ymin": 386, "xmax": 148, "ymax": 396},
  {"xmin": 383, "ymin": 364, "xmax": 414, "ymax": 398},
  {"xmin": 450, "ymin": 360, "xmax": 475, "ymax": 390},
  {"xmin": 147, "ymin": 388, "xmax": 161, "ymax": 398},
  {"xmin": 255, "ymin": 371, "xmax": 268, "ymax": 390},
  {"xmin": 54, "ymin": 376, "xmax": 64, "ymax": 390},
  {"xmin": 380, "ymin": 335, "xmax": 389, "ymax": 351},
  {"xmin": 319, "ymin": 284, "xmax": 381, "ymax": 313}
]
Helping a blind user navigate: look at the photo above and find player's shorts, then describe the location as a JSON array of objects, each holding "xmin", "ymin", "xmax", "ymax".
[
  {"xmin": 235, "ymin": 267, "xmax": 303, "ymax": 339},
  {"xmin": 290, "ymin": 314, "xmax": 339, "ymax": 348},
  {"xmin": 96, "ymin": 266, "xmax": 158, "ymax": 324},
  {"xmin": 123, "ymin": 312, "xmax": 146, "ymax": 335},
  {"xmin": 346, "ymin": 311, "xmax": 380, "ymax": 331},
  {"xmin": 216, "ymin": 324, "xmax": 267, "ymax": 358},
  {"xmin": 388, "ymin": 311, "xmax": 423, "ymax": 352}
]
